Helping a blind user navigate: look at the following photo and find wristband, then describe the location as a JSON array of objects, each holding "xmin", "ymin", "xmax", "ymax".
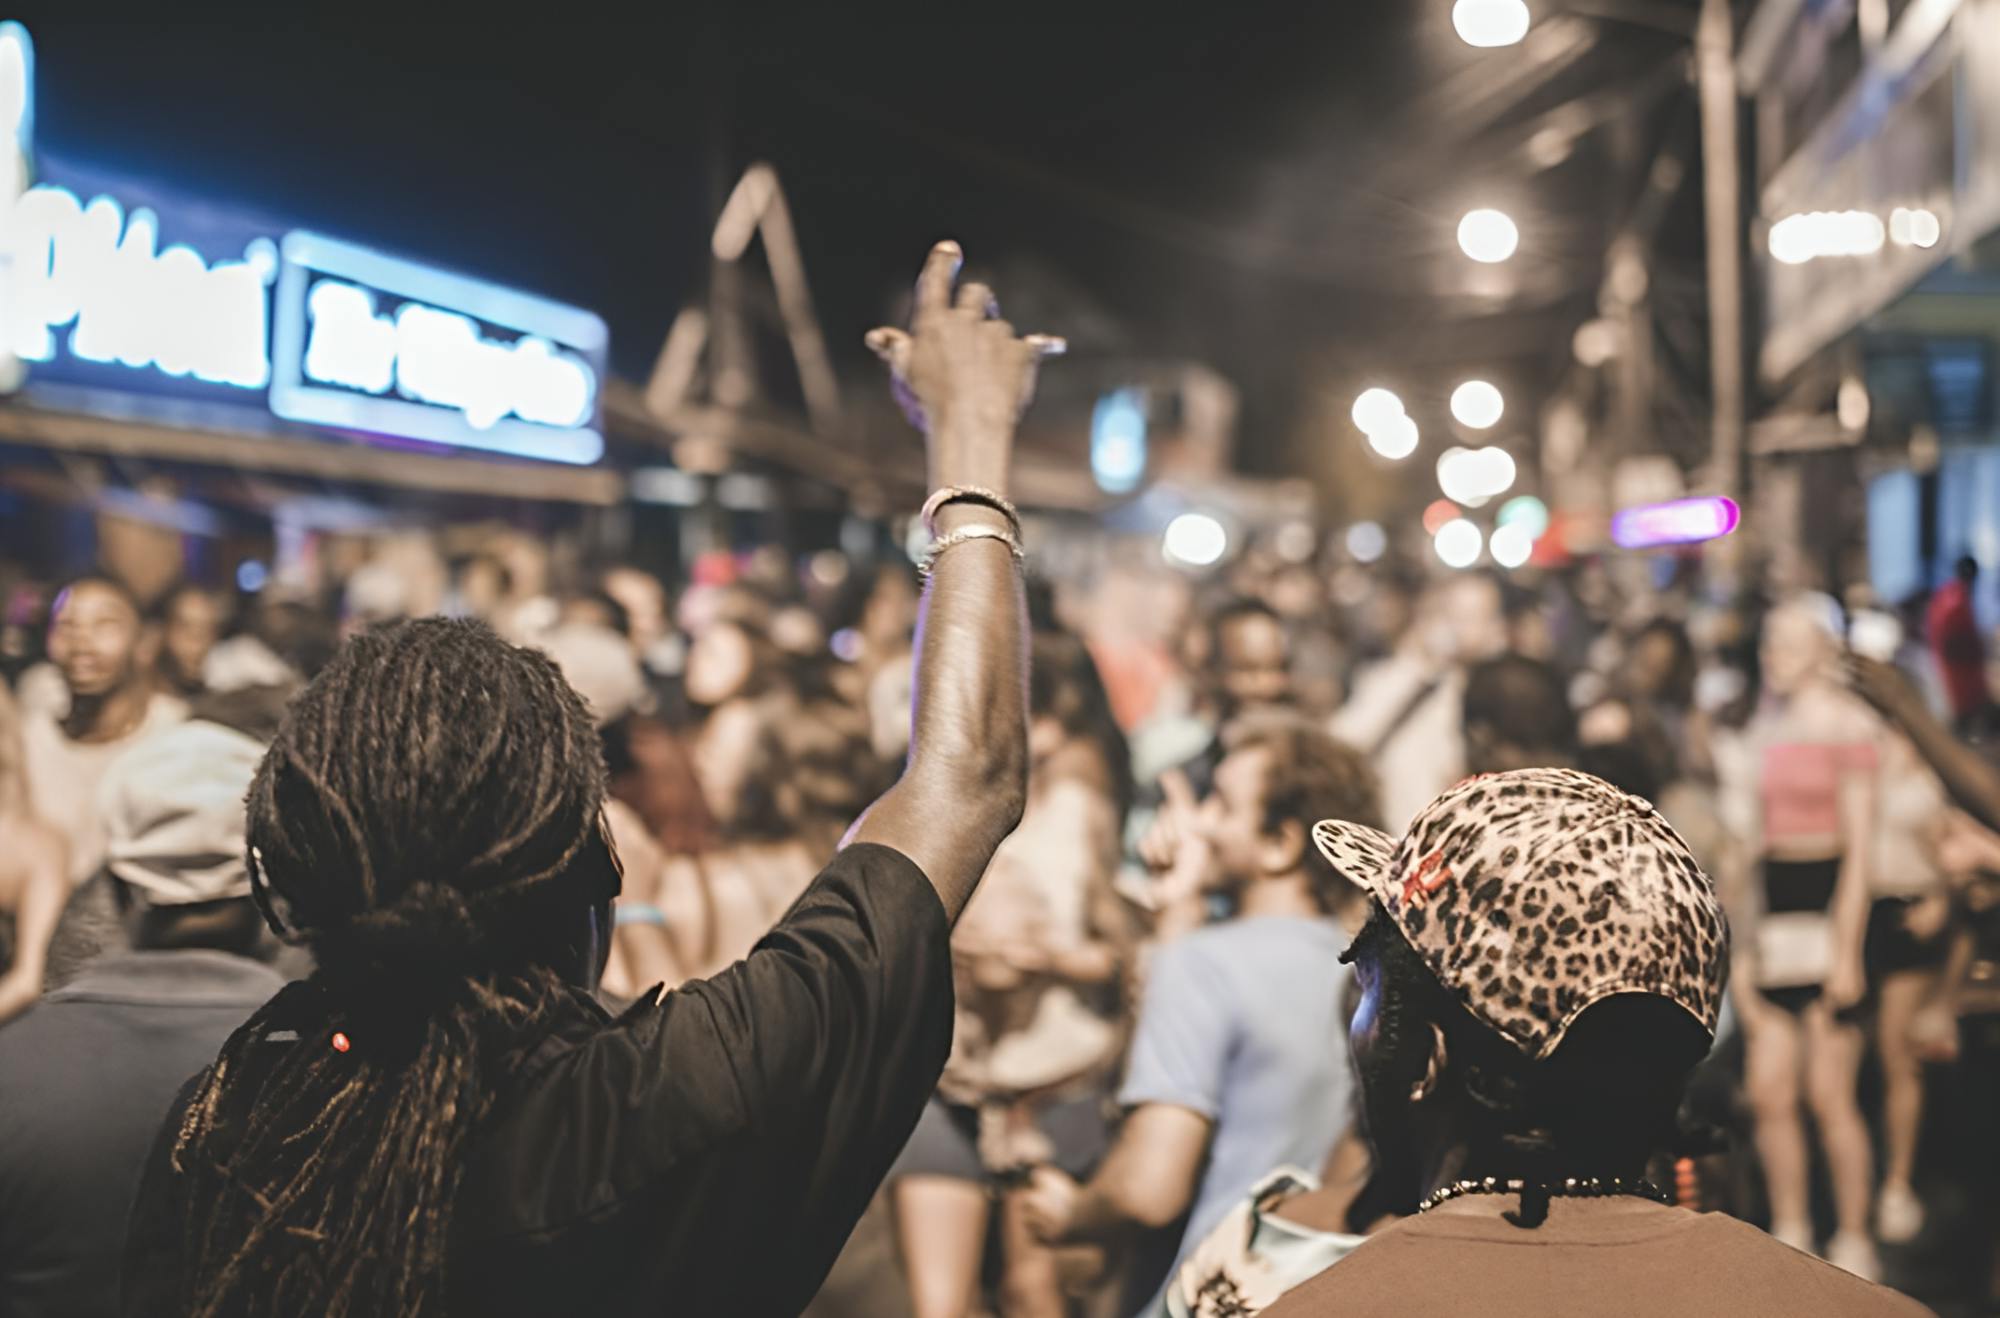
[{"xmin": 614, "ymin": 902, "xmax": 667, "ymax": 928}]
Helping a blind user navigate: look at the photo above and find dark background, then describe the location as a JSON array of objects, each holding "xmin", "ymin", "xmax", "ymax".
[{"xmin": 8, "ymin": 6, "xmax": 1705, "ymax": 475}]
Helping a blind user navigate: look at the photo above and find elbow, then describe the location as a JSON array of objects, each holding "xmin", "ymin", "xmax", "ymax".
[
  {"xmin": 919, "ymin": 727, "xmax": 1028, "ymax": 843},
  {"xmin": 1120, "ymin": 1183, "xmax": 1190, "ymax": 1231}
]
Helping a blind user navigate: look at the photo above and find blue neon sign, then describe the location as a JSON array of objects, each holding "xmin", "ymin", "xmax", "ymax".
[
  {"xmin": 3, "ymin": 184, "xmax": 277, "ymax": 387},
  {"xmin": 271, "ymin": 232, "xmax": 605, "ymax": 465}
]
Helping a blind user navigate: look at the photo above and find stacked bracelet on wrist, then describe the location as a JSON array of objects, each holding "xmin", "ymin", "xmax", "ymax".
[
  {"xmin": 921, "ymin": 485, "xmax": 1020, "ymax": 538},
  {"xmin": 917, "ymin": 485, "xmax": 1026, "ymax": 583},
  {"xmin": 918, "ymin": 521, "xmax": 1024, "ymax": 584}
]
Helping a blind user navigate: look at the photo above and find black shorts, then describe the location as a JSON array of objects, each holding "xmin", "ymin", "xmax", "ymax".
[
  {"xmin": 892, "ymin": 1094, "xmax": 1112, "ymax": 1187},
  {"xmin": 1865, "ymin": 897, "xmax": 1948, "ymax": 981},
  {"xmin": 1758, "ymin": 984, "xmax": 1823, "ymax": 1016}
]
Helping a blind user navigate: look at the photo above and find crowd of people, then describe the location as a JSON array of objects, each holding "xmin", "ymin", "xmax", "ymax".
[{"xmin": 0, "ymin": 247, "xmax": 1994, "ymax": 1315}]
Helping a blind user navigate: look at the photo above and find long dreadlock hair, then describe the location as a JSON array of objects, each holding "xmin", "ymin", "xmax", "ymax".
[{"xmin": 171, "ymin": 618, "xmax": 620, "ymax": 1317}]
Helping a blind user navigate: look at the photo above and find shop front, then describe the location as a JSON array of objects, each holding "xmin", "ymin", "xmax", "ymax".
[
  {"xmin": 0, "ymin": 21, "xmax": 620, "ymax": 588},
  {"xmin": 1746, "ymin": 0, "xmax": 2000, "ymax": 618}
]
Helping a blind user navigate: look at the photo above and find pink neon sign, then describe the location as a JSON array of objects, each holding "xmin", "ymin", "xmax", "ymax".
[{"xmin": 1610, "ymin": 496, "xmax": 1741, "ymax": 549}]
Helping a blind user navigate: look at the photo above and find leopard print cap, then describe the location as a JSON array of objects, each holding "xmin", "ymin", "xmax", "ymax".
[{"xmin": 1313, "ymin": 767, "xmax": 1727, "ymax": 1060}]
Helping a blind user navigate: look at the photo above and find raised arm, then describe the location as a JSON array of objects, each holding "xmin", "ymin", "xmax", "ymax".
[
  {"xmin": 848, "ymin": 241, "xmax": 1058, "ymax": 921},
  {"xmin": 1849, "ymin": 654, "xmax": 2000, "ymax": 835}
]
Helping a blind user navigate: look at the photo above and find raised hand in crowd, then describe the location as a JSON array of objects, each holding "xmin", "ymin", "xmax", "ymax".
[{"xmin": 852, "ymin": 240, "xmax": 1063, "ymax": 918}]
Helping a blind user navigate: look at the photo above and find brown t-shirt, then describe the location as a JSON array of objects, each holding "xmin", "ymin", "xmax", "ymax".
[{"xmin": 1260, "ymin": 1199, "xmax": 1933, "ymax": 1318}]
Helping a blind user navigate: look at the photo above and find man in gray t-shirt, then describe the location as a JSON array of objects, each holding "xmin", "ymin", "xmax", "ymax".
[{"xmin": 1022, "ymin": 721, "xmax": 1380, "ymax": 1310}]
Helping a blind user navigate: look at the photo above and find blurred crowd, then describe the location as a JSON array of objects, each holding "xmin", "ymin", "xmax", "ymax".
[{"xmin": 2, "ymin": 520, "xmax": 1999, "ymax": 1316}]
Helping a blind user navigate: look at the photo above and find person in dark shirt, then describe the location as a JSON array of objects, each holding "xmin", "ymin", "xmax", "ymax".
[
  {"xmin": 121, "ymin": 241, "xmax": 1059, "ymax": 1318},
  {"xmin": 0, "ymin": 719, "xmax": 285, "ymax": 1318}
]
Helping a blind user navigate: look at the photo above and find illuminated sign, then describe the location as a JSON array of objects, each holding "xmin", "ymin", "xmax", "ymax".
[
  {"xmin": 0, "ymin": 21, "xmax": 31, "ymax": 392},
  {"xmin": 0, "ymin": 23, "xmax": 607, "ymax": 465},
  {"xmin": 1091, "ymin": 388, "xmax": 1147, "ymax": 494},
  {"xmin": 271, "ymin": 231, "xmax": 604, "ymax": 464},
  {"xmin": 2, "ymin": 186, "xmax": 276, "ymax": 386},
  {"xmin": 1610, "ymin": 497, "xmax": 1741, "ymax": 549}
]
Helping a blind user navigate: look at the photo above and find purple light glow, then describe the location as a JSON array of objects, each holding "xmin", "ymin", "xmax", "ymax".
[{"xmin": 1610, "ymin": 496, "xmax": 1741, "ymax": 549}]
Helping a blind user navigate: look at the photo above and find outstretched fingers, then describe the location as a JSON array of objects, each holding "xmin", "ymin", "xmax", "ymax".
[
  {"xmin": 913, "ymin": 239, "xmax": 963, "ymax": 331},
  {"xmin": 956, "ymin": 281, "xmax": 997, "ymax": 317},
  {"xmin": 864, "ymin": 326, "xmax": 912, "ymax": 377}
]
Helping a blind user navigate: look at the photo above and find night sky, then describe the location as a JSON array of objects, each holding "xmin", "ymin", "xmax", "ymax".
[{"xmin": 7, "ymin": 6, "xmax": 1701, "ymax": 475}]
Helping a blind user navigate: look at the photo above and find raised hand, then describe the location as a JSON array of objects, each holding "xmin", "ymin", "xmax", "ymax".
[
  {"xmin": 1843, "ymin": 653, "xmax": 1926, "ymax": 731},
  {"xmin": 865, "ymin": 240, "xmax": 1063, "ymax": 495}
]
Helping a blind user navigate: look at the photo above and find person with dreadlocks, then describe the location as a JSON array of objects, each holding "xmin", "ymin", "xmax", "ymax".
[
  {"xmin": 1258, "ymin": 769, "xmax": 1925, "ymax": 1318},
  {"xmin": 119, "ymin": 239, "xmax": 1063, "ymax": 1318}
]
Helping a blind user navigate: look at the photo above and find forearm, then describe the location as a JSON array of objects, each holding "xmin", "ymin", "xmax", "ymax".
[
  {"xmin": 850, "ymin": 500, "xmax": 1028, "ymax": 920},
  {"xmin": 1061, "ymin": 1166, "xmax": 1167, "ymax": 1243},
  {"xmin": 1832, "ymin": 773, "xmax": 1877, "ymax": 961},
  {"xmin": 1830, "ymin": 854, "xmax": 1871, "ymax": 959},
  {"xmin": 1048, "ymin": 939, "xmax": 1120, "ymax": 985},
  {"xmin": 1899, "ymin": 704, "xmax": 2000, "ymax": 833},
  {"xmin": 849, "ymin": 242, "xmax": 1049, "ymax": 920},
  {"xmin": 6, "ymin": 858, "xmax": 67, "ymax": 986}
]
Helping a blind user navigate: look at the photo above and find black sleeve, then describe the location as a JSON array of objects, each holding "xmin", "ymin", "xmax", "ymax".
[
  {"xmin": 120, "ymin": 1073, "xmax": 204, "ymax": 1318},
  {"xmin": 678, "ymin": 842, "xmax": 953, "ymax": 1138},
  {"xmin": 452, "ymin": 842, "xmax": 955, "ymax": 1316}
]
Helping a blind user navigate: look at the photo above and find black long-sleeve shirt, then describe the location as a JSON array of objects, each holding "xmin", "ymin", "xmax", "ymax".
[{"xmin": 122, "ymin": 843, "xmax": 953, "ymax": 1317}]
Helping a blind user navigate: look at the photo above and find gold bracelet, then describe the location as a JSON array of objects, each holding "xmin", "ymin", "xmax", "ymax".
[
  {"xmin": 921, "ymin": 485, "xmax": 1020, "ymax": 538},
  {"xmin": 919, "ymin": 522, "xmax": 1024, "ymax": 584}
]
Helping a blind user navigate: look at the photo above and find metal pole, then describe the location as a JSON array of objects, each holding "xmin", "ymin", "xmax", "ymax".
[{"xmin": 1698, "ymin": 0, "xmax": 1746, "ymax": 504}]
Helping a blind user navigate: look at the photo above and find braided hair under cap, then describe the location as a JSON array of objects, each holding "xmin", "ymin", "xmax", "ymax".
[{"xmin": 171, "ymin": 618, "xmax": 620, "ymax": 1318}]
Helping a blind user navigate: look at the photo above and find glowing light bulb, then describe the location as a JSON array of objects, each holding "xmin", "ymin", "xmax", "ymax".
[
  {"xmin": 1458, "ymin": 209, "xmax": 1519, "ymax": 263},
  {"xmin": 1164, "ymin": 513, "xmax": 1229, "ymax": 567},
  {"xmin": 1490, "ymin": 522, "xmax": 1534, "ymax": 569},
  {"xmin": 1437, "ymin": 446, "xmax": 1516, "ymax": 507},
  {"xmin": 1351, "ymin": 387, "xmax": 1405, "ymax": 434},
  {"xmin": 1453, "ymin": 0, "xmax": 1532, "ymax": 47},
  {"xmin": 1434, "ymin": 518, "xmax": 1484, "ymax": 568},
  {"xmin": 1450, "ymin": 379, "xmax": 1504, "ymax": 429},
  {"xmin": 1368, "ymin": 413, "xmax": 1420, "ymax": 460}
]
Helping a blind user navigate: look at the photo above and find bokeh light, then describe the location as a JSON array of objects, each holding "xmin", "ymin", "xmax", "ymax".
[
  {"xmin": 1496, "ymin": 495, "xmax": 1549, "ymax": 539},
  {"xmin": 1164, "ymin": 512, "xmax": 1229, "ymax": 567},
  {"xmin": 1437, "ymin": 445, "xmax": 1516, "ymax": 506},
  {"xmin": 1452, "ymin": 0, "xmax": 1531, "ymax": 47},
  {"xmin": 1368, "ymin": 412, "xmax": 1420, "ymax": 459},
  {"xmin": 1434, "ymin": 518, "xmax": 1484, "ymax": 568},
  {"xmin": 1450, "ymin": 379, "xmax": 1504, "ymax": 429},
  {"xmin": 1490, "ymin": 522, "xmax": 1534, "ymax": 569},
  {"xmin": 1422, "ymin": 498, "xmax": 1463, "ymax": 536},
  {"xmin": 1458, "ymin": 208, "xmax": 1519, "ymax": 263},
  {"xmin": 1351, "ymin": 386, "xmax": 1405, "ymax": 434},
  {"xmin": 1346, "ymin": 521, "xmax": 1387, "ymax": 563}
]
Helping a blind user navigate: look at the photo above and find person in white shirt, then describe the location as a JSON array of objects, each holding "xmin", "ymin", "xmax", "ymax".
[
  {"xmin": 20, "ymin": 575, "xmax": 186, "ymax": 887},
  {"xmin": 1331, "ymin": 575, "xmax": 1506, "ymax": 832}
]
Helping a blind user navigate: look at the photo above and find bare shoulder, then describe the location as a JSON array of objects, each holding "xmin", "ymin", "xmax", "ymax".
[
  {"xmin": 1812, "ymin": 687, "xmax": 1886, "ymax": 742},
  {"xmin": 0, "ymin": 814, "xmax": 65, "ymax": 881}
]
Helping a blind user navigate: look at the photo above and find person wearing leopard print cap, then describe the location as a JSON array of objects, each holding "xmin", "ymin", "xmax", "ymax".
[{"xmin": 1259, "ymin": 768, "xmax": 1930, "ymax": 1318}]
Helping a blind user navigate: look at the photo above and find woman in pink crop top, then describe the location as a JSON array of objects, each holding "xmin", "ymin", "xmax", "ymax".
[{"xmin": 1734, "ymin": 599, "xmax": 1882, "ymax": 1278}]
